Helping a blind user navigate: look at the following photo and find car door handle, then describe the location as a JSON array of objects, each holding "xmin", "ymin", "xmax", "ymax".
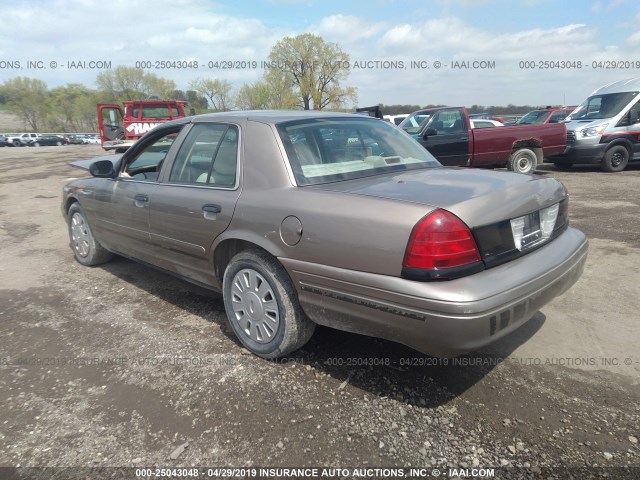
[
  {"xmin": 202, "ymin": 204, "xmax": 221, "ymax": 213},
  {"xmin": 202, "ymin": 204, "xmax": 221, "ymax": 220},
  {"xmin": 134, "ymin": 193, "xmax": 149, "ymax": 207}
]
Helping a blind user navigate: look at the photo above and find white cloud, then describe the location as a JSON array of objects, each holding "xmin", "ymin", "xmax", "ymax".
[
  {"xmin": 627, "ymin": 31, "xmax": 640, "ymax": 44},
  {"xmin": 378, "ymin": 18, "xmax": 594, "ymax": 58},
  {"xmin": 312, "ymin": 14, "xmax": 386, "ymax": 43}
]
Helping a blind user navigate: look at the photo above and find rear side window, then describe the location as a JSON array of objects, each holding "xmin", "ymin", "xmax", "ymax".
[{"xmin": 169, "ymin": 123, "xmax": 239, "ymax": 187}]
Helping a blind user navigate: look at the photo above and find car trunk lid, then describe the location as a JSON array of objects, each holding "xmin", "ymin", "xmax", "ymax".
[{"xmin": 310, "ymin": 167, "xmax": 566, "ymax": 229}]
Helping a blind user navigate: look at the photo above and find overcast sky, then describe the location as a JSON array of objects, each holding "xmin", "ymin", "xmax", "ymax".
[{"xmin": 2, "ymin": 0, "xmax": 640, "ymax": 108}]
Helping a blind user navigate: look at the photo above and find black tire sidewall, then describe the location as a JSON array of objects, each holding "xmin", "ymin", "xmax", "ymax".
[
  {"xmin": 603, "ymin": 146, "xmax": 628, "ymax": 172},
  {"xmin": 222, "ymin": 252, "xmax": 295, "ymax": 358}
]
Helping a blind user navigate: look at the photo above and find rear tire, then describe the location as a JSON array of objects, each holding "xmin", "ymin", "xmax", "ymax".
[
  {"xmin": 601, "ymin": 145, "xmax": 629, "ymax": 172},
  {"xmin": 508, "ymin": 148, "xmax": 537, "ymax": 174},
  {"xmin": 222, "ymin": 249, "xmax": 315, "ymax": 359},
  {"xmin": 12, "ymin": 140, "xmax": 21, "ymax": 147},
  {"xmin": 67, "ymin": 203, "xmax": 113, "ymax": 266}
]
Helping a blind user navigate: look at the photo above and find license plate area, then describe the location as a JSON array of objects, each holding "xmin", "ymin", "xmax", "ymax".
[{"xmin": 510, "ymin": 203, "xmax": 559, "ymax": 252}]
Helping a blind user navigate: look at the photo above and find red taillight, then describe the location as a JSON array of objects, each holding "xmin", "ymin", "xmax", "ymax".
[{"xmin": 403, "ymin": 209, "xmax": 481, "ymax": 270}]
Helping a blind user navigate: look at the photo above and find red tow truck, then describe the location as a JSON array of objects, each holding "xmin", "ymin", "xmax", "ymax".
[
  {"xmin": 98, "ymin": 100, "xmax": 187, "ymax": 152},
  {"xmin": 402, "ymin": 107, "xmax": 567, "ymax": 174}
]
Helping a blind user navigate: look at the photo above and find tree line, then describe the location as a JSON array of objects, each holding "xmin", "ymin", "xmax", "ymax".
[{"xmin": 0, "ymin": 34, "xmax": 358, "ymax": 132}]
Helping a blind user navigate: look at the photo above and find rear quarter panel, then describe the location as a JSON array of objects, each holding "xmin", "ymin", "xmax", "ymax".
[{"xmin": 470, "ymin": 123, "xmax": 567, "ymax": 166}]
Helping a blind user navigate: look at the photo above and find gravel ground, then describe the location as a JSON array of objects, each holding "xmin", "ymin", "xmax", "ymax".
[{"xmin": 0, "ymin": 145, "xmax": 638, "ymax": 479}]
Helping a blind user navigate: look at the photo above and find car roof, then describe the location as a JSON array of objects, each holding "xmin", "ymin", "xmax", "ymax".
[
  {"xmin": 533, "ymin": 107, "xmax": 575, "ymax": 112},
  {"xmin": 192, "ymin": 110, "xmax": 377, "ymax": 125},
  {"xmin": 591, "ymin": 77, "xmax": 640, "ymax": 95}
]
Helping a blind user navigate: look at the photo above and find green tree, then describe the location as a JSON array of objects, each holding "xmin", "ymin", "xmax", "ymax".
[
  {"xmin": 189, "ymin": 78, "xmax": 234, "ymax": 111},
  {"xmin": 236, "ymin": 80, "xmax": 297, "ymax": 110},
  {"xmin": 48, "ymin": 83, "xmax": 98, "ymax": 131},
  {"xmin": 265, "ymin": 33, "xmax": 356, "ymax": 110},
  {"xmin": 96, "ymin": 66, "xmax": 176, "ymax": 103},
  {"xmin": 186, "ymin": 90, "xmax": 209, "ymax": 112},
  {"xmin": 0, "ymin": 77, "xmax": 49, "ymax": 131}
]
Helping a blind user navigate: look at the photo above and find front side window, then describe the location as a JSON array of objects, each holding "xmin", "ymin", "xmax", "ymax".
[
  {"xmin": 278, "ymin": 117, "xmax": 440, "ymax": 186},
  {"xmin": 121, "ymin": 130, "xmax": 182, "ymax": 181},
  {"xmin": 399, "ymin": 112, "xmax": 432, "ymax": 134},
  {"xmin": 169, "ymin": 123, "xmax": 238, "ymax": 187},
  {"xmin": 548, "ymin": 111, "xmax": 569, "ymax": 123}
]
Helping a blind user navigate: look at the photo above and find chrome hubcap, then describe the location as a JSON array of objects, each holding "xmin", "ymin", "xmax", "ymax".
[
  {"xmin": 70, "ymin": 212, "xmax": 90, "ymax": 257},
  {"xmin": 231, "ymin": 269, "xmax": 279, "ymax": 344}
]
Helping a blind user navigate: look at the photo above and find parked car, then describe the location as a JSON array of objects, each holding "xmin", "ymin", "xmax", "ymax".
[
  {"xmin": 0, "ymin": 135, "xmax": 11, "ymax": 147},
  {"xmin": 403, "ymin": 107, "xmax": 566, "ymax": 173},
  {"xmin": 28, "ymin": 135, "xmax": 69, "ymax": 146},
  {"xmin": 5, "ymin": 132, "xmax": 41, "ymax": 147},
  {"xmin": 548, "ymin": 77, "xmax": 640, "ymax": 172},
  {"xmin": 68, "ymin": 134, "xmax": 87, "ymax": 144},
  {"xmin": 383, "ymin": 114, "xmax": 409, "ymax": 125},
  {"xmin": 470, "ymin": 119, "xmax": 504, "ymax": 129},
  {"xmin": 62, "ymin": 111, "xmax": 587, "ymax": 359},
  {"xmin": 469, "ymin": 112, "xmax": 505, "ymax": 124},
  {"xmin": 515, "ymin": 107, "xmax": 575, "ymax": 126},
  {"xmin": 82, "ymin": 134, "xmax": 101, "ymax": 145}
]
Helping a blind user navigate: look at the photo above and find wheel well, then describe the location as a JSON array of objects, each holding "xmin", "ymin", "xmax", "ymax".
[
  {"xmin": 511, "ymin": 141, "xmax": 543, "ymax": 165},
  {"xmin": 213, "ymin": 239, "xmax": 273, "ymax": 284},
  {"xmin": 605, "ymin": 141, "xmax": 632, "ymax": 156},
  {"xmin": 64, "ymin": 197, "xmax": 78, "ymax": 215},
  {"xmin": 512, "ymin": 138, "xmax": 542, "ymax": 152}
]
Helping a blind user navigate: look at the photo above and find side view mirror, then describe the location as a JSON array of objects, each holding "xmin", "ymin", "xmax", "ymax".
[
  {"xmin": 89, "ymin": 159, "xmax": 116, "ymax": 178},
  {"xmin": 423, "ymin": 127, "xmax": 437, "ymax": 139}
]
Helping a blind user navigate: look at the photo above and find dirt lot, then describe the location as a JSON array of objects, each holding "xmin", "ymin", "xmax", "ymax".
[{"xmin": 0, "ymin": 145, "xmax": 639, "ymax": 479}]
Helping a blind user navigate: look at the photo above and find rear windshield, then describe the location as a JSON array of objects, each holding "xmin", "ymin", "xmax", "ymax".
[
  {"xmin": 278, "ymin": 117, "xmax": 440, "ymax": 186},
  {"xmin": 569, "ymin": 91, "xmax": 638, "ymax": 121}
]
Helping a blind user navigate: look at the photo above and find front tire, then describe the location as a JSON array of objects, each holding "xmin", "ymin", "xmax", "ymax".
[
  {"xmin": 508, "ymin": 148, "xmax": 538, "ymax": 174},
  {"xmin": 67, "ymin": 203, "xmax": 113, "ymax": 266},
  {"xmin": 223, "ymin": 250, "xmax": 315, "ymax": 359},
  {"xmin": 602, "ymin": 145, "xmax": 629, "ymax": 172}
]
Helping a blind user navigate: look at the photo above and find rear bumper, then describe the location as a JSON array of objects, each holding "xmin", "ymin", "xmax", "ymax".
[{"xmin": 281, "ymin": 227, "xmax": 588, "ymax": 357}]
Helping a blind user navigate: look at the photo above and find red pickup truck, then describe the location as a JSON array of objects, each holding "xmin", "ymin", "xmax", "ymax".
[{"xmin": 402, "ymin": 107, "xmax": 567, "ymax": 174}]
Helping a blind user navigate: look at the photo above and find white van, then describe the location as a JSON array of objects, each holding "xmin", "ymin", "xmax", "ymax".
[{"xmin": 549, "ymin": 77, "xmax": 640, "ymax": 172}]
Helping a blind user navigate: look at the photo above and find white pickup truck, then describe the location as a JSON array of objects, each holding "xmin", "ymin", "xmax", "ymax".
[{"xmin": 5, "ymin": 133, "xmax": 42, "ymax": 147}]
